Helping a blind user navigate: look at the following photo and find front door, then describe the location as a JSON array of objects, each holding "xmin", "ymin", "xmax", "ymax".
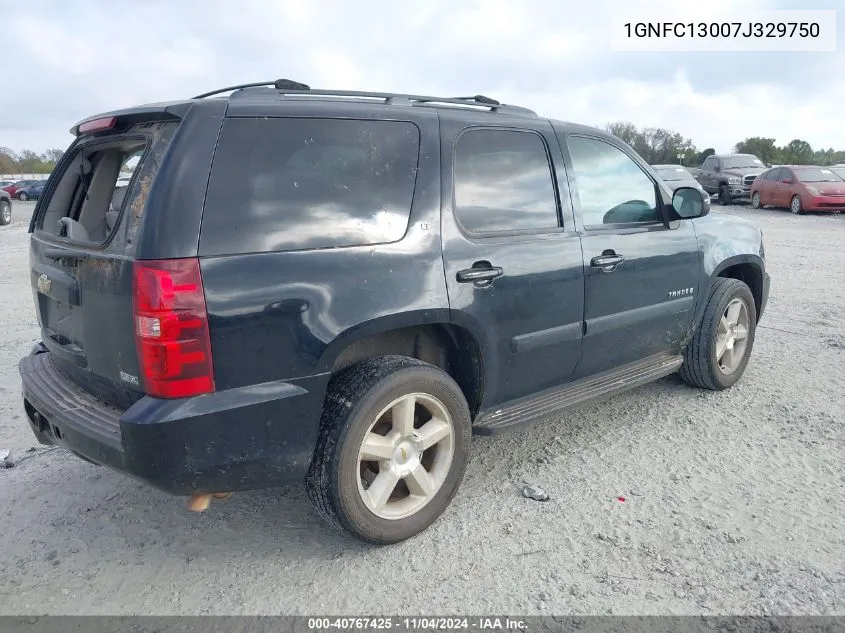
[
  {"xmin": 561, "ymin": 133, "xmax": 701, "ymax": 378},
  {"xmin": 441, "ymin": 119, "xmax": 584, "ymax": 409}
]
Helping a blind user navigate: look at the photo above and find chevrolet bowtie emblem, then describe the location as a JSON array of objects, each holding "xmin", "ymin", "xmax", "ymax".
[{"xmin": 37, "ymin": 274, "xmax": 52, "ymax": 294}]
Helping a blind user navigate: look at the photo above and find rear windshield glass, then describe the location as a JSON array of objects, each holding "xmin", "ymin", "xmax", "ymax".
[
  {"xmin": 35, "ymin": 121, "xmax": 176, "ymax": 251},
  {"xmin": 200, "ymin": 118, "xmax": 421, "ymax": 255}
]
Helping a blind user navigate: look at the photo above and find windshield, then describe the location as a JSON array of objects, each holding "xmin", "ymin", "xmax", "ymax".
[
  {"xmin": 654, "ymin": 166, "xmax": 693, "ymax": 181},
  {"xmin": 722, "ymin": 156, "xmax": 764, "ymax": 169},
  {"xmin": 795, "ymin": 167, "xmax": 844, "ymax": 183},
  {"xmin": 831, "ymin": 167, "xmax": 845, "ymax": 179}
]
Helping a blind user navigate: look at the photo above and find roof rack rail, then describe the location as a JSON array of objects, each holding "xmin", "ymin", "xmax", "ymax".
[
  {"xmin": 454, "ymin": 95, "xmax": 500, "ymax": 105},
  {"xmin": 195, "ymin": 79, "xmax": 536, "ymax": 115},
  {"xmin": 192, "ymin": 79, "xmax": 310, "ymax": 100}
]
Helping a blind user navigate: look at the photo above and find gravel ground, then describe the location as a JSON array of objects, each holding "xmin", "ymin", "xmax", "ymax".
[{"xmin": 0, "ymin": 201, "xmax": 843, "ymax": 616}]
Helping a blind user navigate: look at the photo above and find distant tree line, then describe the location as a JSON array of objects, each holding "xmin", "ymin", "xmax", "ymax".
[
  {"xmin": 0, "ymin": 147, "xmax": 64, "ymax": 175},
  {"xmin": 605, "ymin": 122, "xmax": 845, "ymax": 167}
]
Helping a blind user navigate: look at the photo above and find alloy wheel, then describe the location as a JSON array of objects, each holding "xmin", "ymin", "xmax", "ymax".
[
  {"xmin": 356, "ymin": 392, "xmax": 455, "ymax": 520},
  {"xmin": 715, "ymin": 298, "xmax": 750, "ymax": 374}
]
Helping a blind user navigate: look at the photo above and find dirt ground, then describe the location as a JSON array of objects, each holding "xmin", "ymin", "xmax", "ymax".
[{"xmin": 0, "ymin": 201, "xmax": 843, "ymax": 616}]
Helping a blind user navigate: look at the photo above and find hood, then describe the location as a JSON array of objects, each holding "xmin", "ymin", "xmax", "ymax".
[
  {"xmin": 665, "ymin": 178, "xmax": 704, "ymax": 192},
  {"xmin": 803, "ymin": 181, "xmax": 845, "ymax": 195}
]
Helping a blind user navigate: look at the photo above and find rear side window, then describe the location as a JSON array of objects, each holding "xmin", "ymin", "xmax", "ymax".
[
  {"xmin": 200, "ymin": 118, "xmax": 421, "ymax": 255},
  {"xmin": 453, "ymin": 128, "xmax": 559, "ymax": 234}
]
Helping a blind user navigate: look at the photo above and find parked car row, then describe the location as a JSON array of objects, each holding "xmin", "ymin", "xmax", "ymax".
[
  {"xmin": 650, "ymin": 153, "xmax": 845, "ymax": 215},
  {"xmin": 1, "ymin": 178, "xmax": 47, "ymax": 201}
]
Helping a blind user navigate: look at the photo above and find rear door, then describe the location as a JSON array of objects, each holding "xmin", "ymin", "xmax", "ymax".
[
  {"xmin": 761, "ymin": 168, "xmax": 780, "ymax": 205},
  {"xmin": 769, "ymin": 168, "xmax": 788, "ymax": 206},
  {"xmin": 29, "ymin": 119, "xmax": 181, "ymax": 408},
  {"xmin": 440, "ymin": 117, "xmax": 584, "ymax": 408},
  {"xmin": 560, "ymin": 132, "xmax": 700, "ymax": 378}
]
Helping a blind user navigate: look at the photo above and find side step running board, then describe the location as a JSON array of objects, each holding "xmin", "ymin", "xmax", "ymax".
[{"xmin": 473, "ymin": 352, "xmax": 684, "ymax": 434}]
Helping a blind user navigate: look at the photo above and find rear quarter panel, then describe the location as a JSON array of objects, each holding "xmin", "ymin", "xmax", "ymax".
[{"xmin": 199, "ymin": 107, "xmax": 447, "ymax": 390}]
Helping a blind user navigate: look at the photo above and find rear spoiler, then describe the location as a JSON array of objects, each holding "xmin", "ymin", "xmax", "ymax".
[{"xmin": 70, "ymin": 101, "xmax": 193, "ymax": 136}]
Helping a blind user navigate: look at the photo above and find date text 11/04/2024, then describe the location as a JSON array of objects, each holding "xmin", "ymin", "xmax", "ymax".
[
  {"xmin": 623, "ymin": 22, "xmax": 821, "ymax": 38},
  {"xmin": 307, "ymin": 617, "xmax": 527, "ymax": 630}
]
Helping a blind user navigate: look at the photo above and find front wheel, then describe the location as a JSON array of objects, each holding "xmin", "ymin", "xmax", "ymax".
[
  {"xmin": 17, "ymin": 192, "xmax": 28, "ymax": 202},
  {"xmin": 306, "ymin": 356, "xmax": 472, "ymax": 543},
  {"xmin": 679, "ymin": 278, "xmax": 757, "ymax": 390},
  {"xmin": 0, "ymin": 200, "xmax": 10, "ymax": 226},
  {"xmin": 751, "ymin": 192, "xmax": 762, "ymax": 209},
  {"xmin": 790, "ymin": 195, "xmax": 805, "ymax": 215},
  {"xmin": 719, "ymin": 185, "xmax": 732, "ymax": 206}
]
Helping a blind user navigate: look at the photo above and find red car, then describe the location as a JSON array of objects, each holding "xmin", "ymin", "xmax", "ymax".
[{"xmin": 750, "ymin": 165, "xmax": 845, "ymax": 215}]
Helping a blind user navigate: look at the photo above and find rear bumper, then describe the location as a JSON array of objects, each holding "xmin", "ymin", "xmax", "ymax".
[{"xmin": 19, "ymin": 347, "xmax": 328, "ymax": 495}]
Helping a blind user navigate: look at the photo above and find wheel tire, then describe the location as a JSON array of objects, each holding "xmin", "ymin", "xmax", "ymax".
[
  {"xmin": 306, "ymin": 355, "xmax": 472, "ymax": 544},
  {"xmin": 790, "ymin": 195, "xmax": 805, "ymax": 215},
  {"xmin": 719, "ymin": 185, "xmax": 732, "ymax": 206},
  {"xmin": 17, "ymin": 192, "xmax": 28, "ymax": 202},
  {"xmin": 751, "ymin": 192, "xmax": 761, "ymax": 209},
  {"xmin": 0, "ymin": 200, "xmax": 10, "ymax": 226},
  {"xmin": 678, "ymin": 278, "xmax": 757, "ymax": 391}
]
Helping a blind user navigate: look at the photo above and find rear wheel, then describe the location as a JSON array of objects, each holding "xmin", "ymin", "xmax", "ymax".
[
  {"xmin": 790, "ymin": 195, "xmax": 805, "ymax": 215},
  {"xmin": 679, "ymin": 278, "xmax": 757, "ymax": 390},
  {"xmin": 751, "ymin": 192, "xmax": 761, "ymax": 209},
  {"xmin": 306, "ymin": 356, "xmax": 472, "ymax": 543},
  {"xmin": 17, "ymin": 192, "xmax": 28, "ymax": 202},
  {"xmin": 0, "ymin": 200, "xmax": 10, "ymax": 226},
  {"xmin": 719, "ymin": 185, "xmax": 732, "ymax": 206}
]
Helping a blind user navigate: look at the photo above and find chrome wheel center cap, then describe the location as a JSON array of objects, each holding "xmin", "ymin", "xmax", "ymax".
[{"xmin": 392, "ymin": 437, "xmax": 422, "ymax": 476}]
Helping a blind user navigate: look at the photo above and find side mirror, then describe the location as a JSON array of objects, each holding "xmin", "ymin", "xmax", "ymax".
[
  {"xmin": 714, "ymin": 165, "xmax": 721, "ymax": 173},
  {"xmin": 781, "ymin": 178, "xmax": 792, "ymax": 184},
  {"xmin": 671, "ymin": 186, "xmax": 710, "ymax": 220}
]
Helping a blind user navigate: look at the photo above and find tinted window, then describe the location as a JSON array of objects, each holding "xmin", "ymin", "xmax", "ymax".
[
  {"xmin": 453, "ymin": 129, "xmax": 558, "ymax": 233},
  {"xmin": 567, "ymin": 136, "xmax": 660, "ymax": 226},
  {"xmin": 201, "ymin": 118, "xmax": 420, "ymax": 255}
]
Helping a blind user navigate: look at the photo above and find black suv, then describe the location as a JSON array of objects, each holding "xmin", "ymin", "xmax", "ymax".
[{"xmin": 19, "ymin": 80, "xmax": 770, "ymax": 543}]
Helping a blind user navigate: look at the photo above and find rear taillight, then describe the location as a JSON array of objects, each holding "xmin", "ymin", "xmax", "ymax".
[{"xmin": 132, "ymin": 258, "xmax": 215, "ymax": 399}]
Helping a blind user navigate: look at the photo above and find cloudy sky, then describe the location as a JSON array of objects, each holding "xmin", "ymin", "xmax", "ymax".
[{"xmin": 1, "ymin": 0, "xmax": 842, "ymax": 155}]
